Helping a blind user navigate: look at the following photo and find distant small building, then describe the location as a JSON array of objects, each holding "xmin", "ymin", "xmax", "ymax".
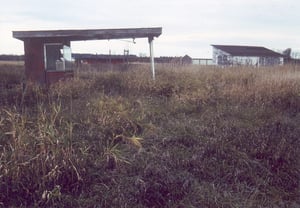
[
  {"xmin": 181, "ymin": 55, "xmax": 193, "ymax": 65},
  {"xmin": 73, "ymin": 53, "xmax": 138, "ymax": 65},
  {"xmin": 154, "ymin": 55, "xmax": 192, "ymax": 65},
  {"xmin": 212, "ymin": 45, "xmax": 284, "ymax": 66},
  {"xmin": 72, "ymin": 54, "xmax": 192, "ymax": 66}
]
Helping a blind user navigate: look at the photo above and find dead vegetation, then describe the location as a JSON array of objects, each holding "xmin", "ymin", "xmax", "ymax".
[{"xmin": 0, "ymin": 63, "xmax": 299, "ymax": 207}]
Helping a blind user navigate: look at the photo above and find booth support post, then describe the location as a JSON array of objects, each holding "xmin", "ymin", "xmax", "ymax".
[{"xmin": 148, "ymin": 37, "xmax": 155, "ymax": 80}]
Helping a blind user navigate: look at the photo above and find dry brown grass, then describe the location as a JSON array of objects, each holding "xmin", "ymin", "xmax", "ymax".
[
  {"xmin": 0, "ymin": 63, "xmax": 299, "ymax": 207},
  {"xmin": 0, "ymin": 60, "xmax": 24, "ymax": 66}
]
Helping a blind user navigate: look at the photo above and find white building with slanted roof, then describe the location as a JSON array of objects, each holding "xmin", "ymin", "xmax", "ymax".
[{"xmin": 212, "ymin": 45, "xmax": 284, "ymax": 67}]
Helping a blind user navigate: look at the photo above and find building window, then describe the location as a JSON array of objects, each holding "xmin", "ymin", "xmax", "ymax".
[
  {"xmin": 217, "ymin": 55, "xmax": 231, "ymax": 65},
  {"xmin": 44, "ymin": 43, "xmax": 73, "ymax": 71}
]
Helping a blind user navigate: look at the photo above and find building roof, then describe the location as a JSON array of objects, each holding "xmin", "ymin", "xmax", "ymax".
[
  {"xmin": 13, "ymin": 27, "xmax": 162, "ymax": 41},
  {"xmin": 212, "ymin": 45, "xmax": 283, "ymax": 57}
]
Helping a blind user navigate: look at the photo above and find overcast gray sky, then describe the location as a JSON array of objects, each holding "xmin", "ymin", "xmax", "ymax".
[{"xmin": 1, "ymin": 0, "xmax": 300, "ymax": 58}]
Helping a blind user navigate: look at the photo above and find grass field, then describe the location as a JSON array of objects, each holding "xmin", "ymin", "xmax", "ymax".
[
  {"xmin": 0, "ymin": 63, "xmax": 299, "ymax": 207},
  {"xmin": 0, "ymin": 60, "xmax": 24, "ymax": 66}
]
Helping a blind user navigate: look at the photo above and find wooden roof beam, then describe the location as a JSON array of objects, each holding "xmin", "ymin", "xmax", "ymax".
[{"xmin": 13, "ymin": 27, "xmax": 162, "ymax": 41}]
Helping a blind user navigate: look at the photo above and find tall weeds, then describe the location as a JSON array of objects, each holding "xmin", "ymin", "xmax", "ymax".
[{"xmin": 0, "ymin": 63, "xmax": 299, "ymax": 207}]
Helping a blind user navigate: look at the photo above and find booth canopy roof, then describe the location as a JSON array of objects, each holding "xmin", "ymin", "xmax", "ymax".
[{"xmin": 13, "ymin": 27, "xmax": 162, "ymax": 41}]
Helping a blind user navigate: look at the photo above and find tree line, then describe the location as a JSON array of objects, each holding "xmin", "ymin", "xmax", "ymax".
[{"xmin": 0, "ymin": 54, "xmax": 24, "ymax": 61}]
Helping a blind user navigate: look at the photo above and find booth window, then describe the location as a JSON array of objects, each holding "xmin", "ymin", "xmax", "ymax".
[{"xmin": 44, "ymin": 43, "xmax": 73, "ymax": 71}]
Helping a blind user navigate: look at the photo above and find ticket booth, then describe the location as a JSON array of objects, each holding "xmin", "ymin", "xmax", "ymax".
[
  {"xmin": 13, "ymin": 27, "xmax": 162, "ymax": 84},
  {"xmin": 14, "ymin": 37, "xmax": 74, "ymax": 85}
]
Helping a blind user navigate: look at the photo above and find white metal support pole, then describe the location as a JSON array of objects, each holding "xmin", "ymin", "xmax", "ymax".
[{"xmin": 148, "ymin": 37, "xmax": 155, "ymax": 80}]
